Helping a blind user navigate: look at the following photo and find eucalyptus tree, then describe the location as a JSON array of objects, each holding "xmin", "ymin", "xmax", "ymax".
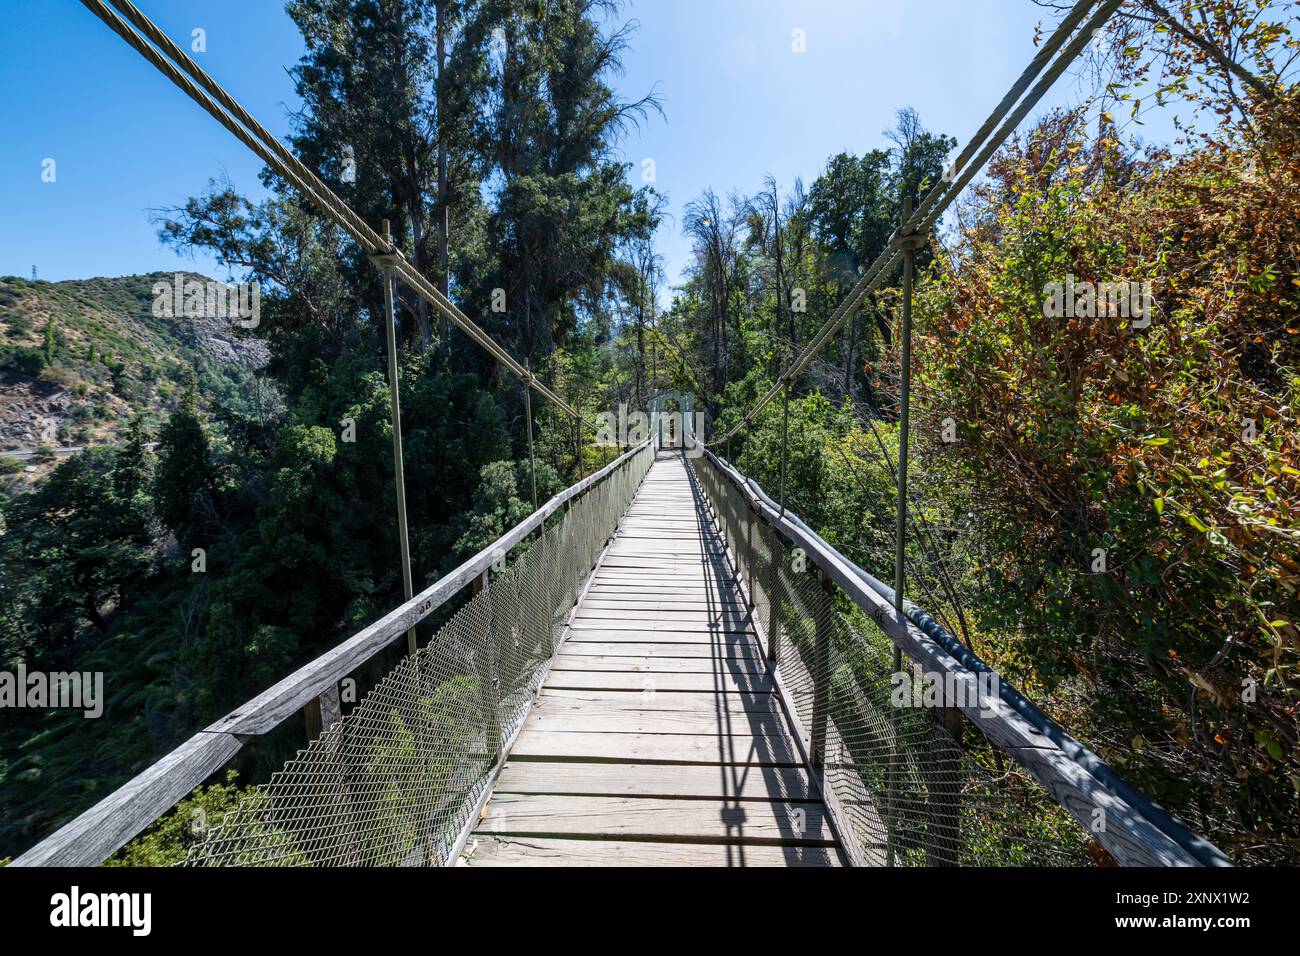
[
  {"xmin": 682, "ymin": 189, "xmax": 743, "ymax": 405},
  {"xmin": 480, "ymin": 0, "xmax": 661, "ymax": 361},
  {"xmin": 287, "ymin": 0, "xmax": 495, "ymax": 350}
]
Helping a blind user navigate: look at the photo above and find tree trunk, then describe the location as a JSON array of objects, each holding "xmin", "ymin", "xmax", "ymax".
[
  {"xmin": 84, "ymin": 593, "xmax": 108, "ymax": 633},
  {"xmin": 843, "ymin": 316, "xmax": 855, "ymax": 399},
  {"xmin": 409, "ymin": 207, "xmax": 433, "ymax": 349},
  {"xmin": 436, "ymin": 0, "xmax": 451, "ymax": 300}
]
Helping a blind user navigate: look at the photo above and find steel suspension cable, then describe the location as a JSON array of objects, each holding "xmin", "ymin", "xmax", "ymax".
[
  {"xmin": 83, "ymin": 0, "xmax": 600, "ymax": 434},
  {"xmin": 715, "ymin": 0, "xmax": 1121, "ymax": 445},
  {"xmin": 907, "ymin": 0, "xmax": 1102, "ymax": 228},
  {"xmin": 911, "ymin": 0, "xmax": 1125, "ymax": 238}
]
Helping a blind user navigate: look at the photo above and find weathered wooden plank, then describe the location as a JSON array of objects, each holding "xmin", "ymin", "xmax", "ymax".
[
  {"xmin": 590, "ymin": 573, "xmax": 737, "ymax": 582},
  {"xmin": 603, "ymin": 556, "xmax": 729, "ymax": 566},
  {"xmin": 569, "ymin": 619, "xmax": 755, "ymax": 635},
  {"xmin": 611, "ymin": 542, "xmax": 711, "ymax": 548},
  {"xmin": 590, "ymin": 574, "xmax": 743, "ymax": 590},
  {"xmin": 538, "ymin": 688, "xmax": 781, "ymax": 714},
  {"xmin": 605, "ymin": 545, "xmax": 726, "ymax": 556},
  {"xmin": 552, "ymin": 653, "xmax": 766, "ymax": 674},
  {"xmin": 581, "ymin": 598, "xmax": 748, "ymax": 611},
  {"xmin": 590, "ymin": 575, "xmax": 738, "ymax": 587},
  {"xmin": 492, "ymin": 760, "xmax": 818, "ymax": 801},
  {"xmin": 595, "ymin": 562, "xmax": 732, "ymax": 571},
  {"xmin": 610, "ymin": 530, "xmax": 717, "ymax": 536},
  {"xmin": 558, "ymin": 639, "xmax": 762, "ymax": 659},
  {"xmin": 525, "ymin": 707, "xmax": 794, "ymax": 738},
  {"xmin": 569, "ymin": 616, "xmax": 754, "ymax": 632},
  {"xmin": 543, "ymin": 670, "xmax": 773, "ymax": 693},
  {"xmin": 612, "ymin": 538, "xmax": 712, "ymax": 544},
  {"xmin": 510, "ymin": 730, "xmax": 799, "ymax": 765},
  {"xmin": 584, "ymin": 592, "xmax": 745, "ymax": 603},
  {"xmin": 565, "ymin": 628, "xmax": 760, "ymax": 645},
  {"xmin": 474, "ymin": 794, "xmax": 835, "ymax": 845},
  {"xmin": 599, "ymin": 561, "xmax": 736, "ymax": 574},
  {"xmin": 10, "ymin": 731, "xmax": 242, "ymax": 867},
  {"xmin": 464, "ymin": 835, "xmax": 842, "ymax": 866},
  {"xmin": 576, "ymin": 603, "xmax": 750, "ymax": 617}
]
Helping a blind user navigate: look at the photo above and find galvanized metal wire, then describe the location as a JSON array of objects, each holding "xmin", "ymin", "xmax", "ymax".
[
  {"xmin": 688, "ymin": 452, "xmax": 1090, "ymax": 866},
  {"xmin": 186, "ymin": 444, "xmax": 653, "ymax": 867}
]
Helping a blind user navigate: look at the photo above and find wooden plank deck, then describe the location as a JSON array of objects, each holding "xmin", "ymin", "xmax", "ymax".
[{"xmin": 464, "ymin": 451, "xmax": 845, "ymax": 867}]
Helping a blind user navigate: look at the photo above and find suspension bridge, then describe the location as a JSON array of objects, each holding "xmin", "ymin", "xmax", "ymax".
[{"xmin": 12, "ymin": 0, "xmax": 1235, "ymax": 867}]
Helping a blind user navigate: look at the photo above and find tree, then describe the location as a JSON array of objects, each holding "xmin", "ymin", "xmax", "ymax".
[
  {"xmin": 455, "ymin": 457, "xmax": 562, "ymax": 554},
  {"xmin": 807, "ymin": 149, "xmax": 893, "ymax": 395},
  {"xmin": 912, "ymin": 88, "xmax": 1300, "ymax": 862},
  {"xmin": 114, "ymin": 415, "xmax": 154, "ymax": 503},
  {"xmin": 287, "ymin": 0, "xmax": 494, "ymax": 349},
  {"xmin": 0, "ymin": 446, "xmax": 153, "ymax": 665},
  {"xmin": 153, "ymin": 389, "xmax": 217, "ymax": 552},
  {"xmin": 482, "ymin": 0, "xmax": 661, "ymax": 359},
  {"xmin": 885, "ymin": 106, "xmax": 955, "ymax": 214},
  {"xmin": 683, "ymin": 189, "xmax": 742, "ymax": 407}
]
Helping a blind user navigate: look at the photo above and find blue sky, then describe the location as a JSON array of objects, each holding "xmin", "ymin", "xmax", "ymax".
[{"xmin": 0, "ymin": 0, "xmax": 1172, "ymax": 293}]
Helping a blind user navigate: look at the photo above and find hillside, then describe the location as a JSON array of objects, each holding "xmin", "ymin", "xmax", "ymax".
[{"xmin": 0, "ymin": 273, "xmax": 268, "ymax": 475}]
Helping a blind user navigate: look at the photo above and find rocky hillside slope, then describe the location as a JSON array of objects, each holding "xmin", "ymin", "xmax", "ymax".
[{"xmin": 0, "ymin": 273, "xmax": 268, "ymax": 472}]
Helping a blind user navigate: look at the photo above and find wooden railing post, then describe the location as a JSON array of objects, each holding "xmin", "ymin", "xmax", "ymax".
[
  {"xmin": 810, "ymin": 568, "xmax": 835, "ymax": 768},
  {"xmin": 745, "ymin": 502, "xmax": 756, "ymax": 602},
  {"xmin": 304, "ymin": 682, "xmax": 342, "ymax": 741},
  {"xmin": 928, "ymin": 698, "xmax": 965, "ymax": 866},
  {"xmin": 766, "ymin": 527, "xmax": 782, "ymax": 667},
  {"xmin": 472, "ymin": 569, "xmax": 501, "ymax": 762}
]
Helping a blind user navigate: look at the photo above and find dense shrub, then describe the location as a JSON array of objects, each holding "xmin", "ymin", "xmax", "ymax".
[{"xmin": 912, "ymin": 95, "xmax": 1299, "ymax": 862}]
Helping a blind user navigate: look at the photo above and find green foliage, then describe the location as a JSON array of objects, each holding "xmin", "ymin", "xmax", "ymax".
[
  {"xmin": 456, "ymin": 457, "xmax": 563, "ymax": 555},
  {"xmin": 356, "ymin": 676, "xmax": 482, "ymax": 865},
  {"xmin": 0, "ymin": 445, "xmax": 155, "ymax": 667},
  {"xmin": 0, "ymin": 0, "xmax": 664, "ymax": 860},
  {"xmin": 107, "ymin": 772, "xmax": 248, "ymax": 867},
  {"xmin": 808, "ymin": 149, "xmax": 894, "ymax": 289},
  {"xmin": 42, "ymin": 316, "xmax": 58, "ymax": 365},
  {"xmin": 0, "ymin": 273, "xmax": 267, "ymax": 458},
  {"xmin": 0, "ymin": 345, "xmax": 47, "ymax": 375},
  {"xmin": 911, "ymin": 95, "xmax": 1300, "ymax": 861},
  {"xmin": 18, "ymin": 0, "xmax": 1235, "ymax": 871},
  {"xmin": 153, "ymin": 390, "xmax": 217, "ymax": 551}
]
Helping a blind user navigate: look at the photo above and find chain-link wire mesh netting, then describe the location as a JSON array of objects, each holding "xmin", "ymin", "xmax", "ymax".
[
  {"xmin": 187, "ymin": 444, "xmax": 653, "ymax": 867},
  {"xmin": 688, "ymin": 452, "xmax": 1090, "ymax": 866}
]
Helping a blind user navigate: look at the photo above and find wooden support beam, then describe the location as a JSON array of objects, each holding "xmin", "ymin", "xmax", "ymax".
[
  {"xmin": 810, "ymin": 570, "xmax": 834, "ymax": 768},
  {"xmin": 304, "ymin": 682, "xmax": 343, "ymax": 741}
]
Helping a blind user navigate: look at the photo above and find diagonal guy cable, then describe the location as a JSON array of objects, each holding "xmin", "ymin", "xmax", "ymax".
[
  {"xmin": 83, "ymin": 0, "xmax": 598, "ymax": 431},
  {"xmin": 716, "ymin": 0, "xmax": 1124, "ymax": 444}
]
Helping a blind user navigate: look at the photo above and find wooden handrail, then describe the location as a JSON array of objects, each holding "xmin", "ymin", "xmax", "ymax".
[
  {"xmin": 695, "ymin": 445, "xmax": 1229, "ymax": 868},
  {"xmin": 11, "ymin": 439, "xmax": 652, "ymax": 868}
]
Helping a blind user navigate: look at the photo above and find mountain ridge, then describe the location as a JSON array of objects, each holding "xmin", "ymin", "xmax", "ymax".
[{"xmin": 0, "ymin": 272, "xmax": 268, "ymax": 468}]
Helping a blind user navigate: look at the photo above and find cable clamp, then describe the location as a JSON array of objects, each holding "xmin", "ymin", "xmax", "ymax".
[
  {"xmin": 368, "ymin": 250, "xmax": 403, "ymax": 272},
  {"xmin": 889, "ymin": 227, "xmax": 929, "ymax": 253}
]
